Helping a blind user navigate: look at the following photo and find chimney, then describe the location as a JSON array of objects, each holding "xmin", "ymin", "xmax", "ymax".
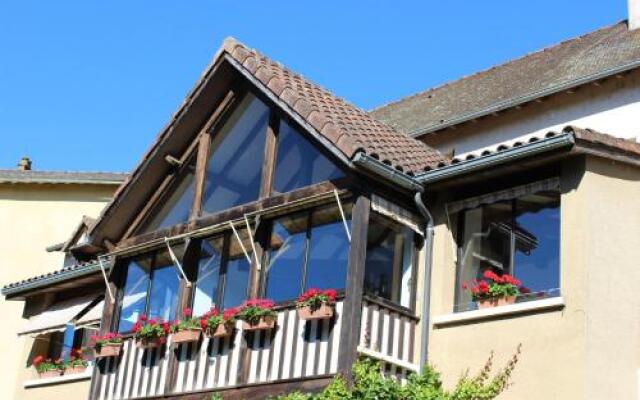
[
  {"xmin": 629, "ymin": 0, "xmax": 640, "ymax": 30},
  {"xmin": 17, "ymin": 157, "xmax": 32, "ymax": 171}
]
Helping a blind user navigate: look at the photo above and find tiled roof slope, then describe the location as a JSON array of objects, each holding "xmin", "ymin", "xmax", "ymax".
[
  {"xmin": 222, "ymin": 38, "xmax": 446, "ymax": 174},
  {"xmin": 1, "ymin": 258, "xmax": 112, "ymax": 295},
  {"xmin": 371, "ymin": 21, "xmax": 640, "ymax": 136},
  {"xmin": 0, "ymin": 170, "xmax": 127, "ymax": 185}
]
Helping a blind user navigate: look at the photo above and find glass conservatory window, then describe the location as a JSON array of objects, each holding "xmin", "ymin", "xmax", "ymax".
[
  {"xmin": 141, "ymin": 160, "xmax": 196, "ymax": 232},
  {"xmin": 117, "ymin": 257, "xmax": 151, "ymax": 333},
  {"xmin": 273, "ymin": 119, "xmax": 344, "ymax": 193},
  {"xmin": 191, "ymin": 237, "xmax": 223, "ymax": 317},
  {"xmin": 454, "ymin": 190, "xmax": 560, "ymax": 311},
  {"xmin": 264, "ymin": 204, "xmax": 352, "ymax": 302},
  {"xmin": 147, "ymin": 252, "xmax": 180, "ymax": 322},
  {"xmin": 202, "ymin": 94, "xmax": 270, "ymax": 215},
  {"xmin": 364, "ymin": 215, "xmax": 415, "ymax": 308}
]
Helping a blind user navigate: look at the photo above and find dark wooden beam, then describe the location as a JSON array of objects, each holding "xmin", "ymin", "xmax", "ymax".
[
  {"xmin": 337, "ymin": 195, "xmax": 370, "ymax": 381},
  {"xmin": 259, "ymin": 110, "xmax": 279, "ymax": 199}
]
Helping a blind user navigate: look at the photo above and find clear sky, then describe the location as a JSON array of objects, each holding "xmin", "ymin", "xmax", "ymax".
[{"xmin": 0, "ymin": 1, "xmax": 626, "ymax": 172}]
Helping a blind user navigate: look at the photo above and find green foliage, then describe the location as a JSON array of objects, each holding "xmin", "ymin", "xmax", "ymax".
[
  {"xmin": 209, "ymin": 394, "xmax": 222, "ymax": 400},
  {"xmin": 270, "ymin": 345, "xmax": 521, "ymax": 400}
]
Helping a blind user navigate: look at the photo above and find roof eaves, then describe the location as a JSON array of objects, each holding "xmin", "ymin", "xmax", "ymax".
[
  {"xmin": 411, "ymin": 59, "xmax": 640, "ymax": 137},
  {"xmin": 416, "ymin": 132, "xmax": 575, "ymax": 184},
  {"xmin": 1, "ymin": 260, "xmax": 110, "ymax": 298}
]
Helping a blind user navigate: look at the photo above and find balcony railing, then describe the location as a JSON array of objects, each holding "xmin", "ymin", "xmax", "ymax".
[
  {"xmin": 91, "ymin": 298, "xmax": 418, "ymax": 399},
  {"xmin": 92, "ymin": 301, "xmax": 345, "ymax": 400}
]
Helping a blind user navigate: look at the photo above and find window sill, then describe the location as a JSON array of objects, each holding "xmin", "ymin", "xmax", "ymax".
[
  {"xmin": 23, "ymin": 368, "xmax": 92, "ymax": 388},
  {"xmin": 432, "ymin": 297, "xmax": 565, "ymax": 328}
]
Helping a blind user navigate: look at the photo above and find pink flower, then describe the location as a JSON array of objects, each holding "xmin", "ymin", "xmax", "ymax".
[
  {"xmin": 183, "ymin": 307, "xmax": 192, "ymax": 317},
  {"xmin": 139, "ymin": 314, "xmax": 147, "ymax": 322}
]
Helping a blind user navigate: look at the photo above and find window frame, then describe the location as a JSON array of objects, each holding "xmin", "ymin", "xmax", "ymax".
[
  {"xmin": 363, "ymin": 212, "xmax": 420, "ymax": 311},
  {"xmin": 190, "ymin": 230, "xmax": 254, "ymax": 313},
  {"xmin": 114, "ymin": 250, "xmax": 182, "ymax": 333},
  {"xmin": 259, "ymin": 203, "xmax": 353, "ymax": 303},
  {"xmin": 452, "ymin": 185, "xmax": 561, "ymax": 312}
]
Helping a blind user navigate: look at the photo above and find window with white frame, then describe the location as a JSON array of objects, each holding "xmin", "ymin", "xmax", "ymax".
[{"xmin": 452, "ymin": 179, "xmax": 561, "ymax": 312}]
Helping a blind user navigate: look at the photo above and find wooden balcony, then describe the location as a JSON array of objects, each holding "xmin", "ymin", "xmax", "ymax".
[{"xmin": 90, "ymin": 299, "xmax": 418, "ymax": 399}]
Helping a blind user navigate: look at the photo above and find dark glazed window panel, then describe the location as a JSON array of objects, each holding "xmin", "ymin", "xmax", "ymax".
[
  {"xmin": 202, "ymin": 94, "xmax": 270, "ymax": 214},
  {"xmin": 223, "ymin": 256, "xmax": 251, "ymax": 309},
  {"xmin": 265, "ymin": 213, "xmax": 308, "ymax": 302},
  {"xmin": 192, "ymin": 237, "xmax": 224, "ymax": 317},
  {"xmin": 305, "ymin": 205, "xmax": 352, "ymax": 291},
  {"xmin": 147, "ymin": 253, "xmax": 180, "ymax": 322},
  {"xmin": 141, "ymin": 160, "xmax": 196, "ymax": 233},
  {"xmin": 364, "ymin": 215, "xmax": 414, "ymax": 306},
  {"xmin": 514, "ymin": 192, "xmax": 560, "ymax": 294},
  {"xmin": 117, "ymin": 258, "xmax": 151, "ymax": 333},
  {"xmin": 273, "ymin": 119, "xmax": 344, "ymax": 193}
]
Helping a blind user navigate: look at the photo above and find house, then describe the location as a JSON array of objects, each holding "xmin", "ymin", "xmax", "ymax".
[
  {"xmin": 4, "ymin": 4, "xmax": 640, "ymax": 400},
  {"xmin": 0, "ymin": 160, "xmax": 125, "ymax": 400}
]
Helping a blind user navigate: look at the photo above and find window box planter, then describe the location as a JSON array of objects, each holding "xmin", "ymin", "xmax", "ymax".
[
  {"xmin": 38, "ymin": 369, "xmax": 63, "ymax": 379},
  {"xmin": 171, "ymin": 329, "xmax": 201, "ymax": 344},
  {"xmin": 476, "ymin": 296, "xmax": 516, "ymax": 309},
  {"xmin": 136, "ymin": 338, "xmax": 163, "ymax": 349},
  {"xmin": 298, "ymin": 303, "xmax": 334, "ymax": 320},
  {"xmin": 206, "ymin": 322, "xmax": 235, "ymax": 338},
  {"xmin": 94, "ymin": 343, "xmax": 123, "ymax": 358},
  {"xmin": 242, "ymin": 316, "xmax": 276, "ymax": 331},
  {"xmin": 67, "ymin": 365, "xmax": 88, "ymax": 375}
]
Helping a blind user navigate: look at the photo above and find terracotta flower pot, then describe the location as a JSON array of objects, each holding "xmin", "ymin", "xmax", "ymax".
[
  {"xmin": 476, "ymin": 296, "xmax": 517, "ymax": 309},
  {"xmin": 67, "ymin": 365, "xmax": 87, "ymax": 374},
  {"xmin": 206, "ymin": 323, "xmax": 234, "ymax": 338},
  {"xmin": 297, "ymin": 303, "xmax": 334, "ymax": 321},
  {"xmin": 172, "ymin": 329, "xmax": 201, "ymax": 344},
  {"xmin": 137, "ymin": 338, "xmax": 163, "ymax": 349},
  {"xmin": 38, "ymin": 369, "xmax": 62, "ymax": 378},
  {"xmin": 94, "ymin": 343, "xmax": 122, "ymax": 358},
  {"xmin": 242, "ymin": 316, "xmax": 276, "ymax": 331}
]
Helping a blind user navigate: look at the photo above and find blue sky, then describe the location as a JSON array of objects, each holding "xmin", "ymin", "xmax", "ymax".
[{"xmin": 0, "ymin": 1, "xmax": 626, "ymax": 172}]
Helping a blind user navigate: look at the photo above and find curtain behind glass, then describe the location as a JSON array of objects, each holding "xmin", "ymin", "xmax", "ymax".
[{"xmin": 202, "ymin": 94, "xmax": 269, "ymax": 214}]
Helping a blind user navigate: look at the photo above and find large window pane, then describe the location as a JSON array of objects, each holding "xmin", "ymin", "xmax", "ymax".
[
  {"xmin": 192, "ymin": 237, "xmax": 223, "ymax": 316},
  {"xmin": 147, "ymin": 252, "xmax": 180, "ymax": 322},
  {"xmin": 514, "ymin": 192, "xmax": 560, "ymax": 295},
  {"xmin": 305, "ymin": 205, "xmax": 352, "ymax": 291},
  {"xmin": 202, "ymin": 94, "xmax": 269, "ymax": 214},
  {"xmin": 273, "ymin": 119, "xmax": 344, "ymax": 193},
  {"xmin": 142, "ymin": 161, "xmax": 195, "ymax": 233},
  {"xmin": 265, "ymin": 213, "xmax": 308, "ymax": 302},
  {"xmin": 364, "ymin": 215, "xmax": 414, "ymax": 306},
  {"xmin": 117, "ymin": 258, "xmax": 151, "ymax": 332},
  {"xmin": 222, "ymin": 230, "xmax": 252, "ymax": 308}
]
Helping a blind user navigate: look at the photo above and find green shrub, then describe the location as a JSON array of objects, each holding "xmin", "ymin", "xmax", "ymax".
[{"xmin": 270, "ymin": 345, "xmax": 521, "ymax": 400}]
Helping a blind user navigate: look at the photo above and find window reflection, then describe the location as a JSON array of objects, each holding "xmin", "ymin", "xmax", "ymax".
[
  {"xmin": 364, "ymin": 216, "xmax": 415, "ymax": 308},
  {"xmin": 273, "ymin": 119, "xmax": 344, "ymax": 193},
  {"xmin": 455, "ymin": 191, "xmax": 560, "ymax": 311},
  {"xmin": 192, "ymin": 238, "xmax": 223, "ymax": 317},
  {"xmin": 142, "ymin": 160, "xmax": 196, "ymax": 233},
  {"xmin": 202, "ymin": 94, "xmax": 270, "ymax": 214},
  {"xmin": 264, "ymin": 204, "xmax": 352, "ymax": 302},
  {"xmin": 117, "ymin": 257, "xmax": 151, "ymax": 333}
]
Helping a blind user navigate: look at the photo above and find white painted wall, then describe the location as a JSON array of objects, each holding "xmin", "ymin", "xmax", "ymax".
[{"xmin": 424, "ymin": 69, "xmax": 640, "ymax": 159}]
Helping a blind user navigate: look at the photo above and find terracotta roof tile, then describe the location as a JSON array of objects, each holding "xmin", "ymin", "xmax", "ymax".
[{"xmin": 222, "ymin": 38, "xmax": 445, "ymax": 173}]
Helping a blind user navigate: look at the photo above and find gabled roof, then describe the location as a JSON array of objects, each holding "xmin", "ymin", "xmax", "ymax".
[
  {"xmin": 0, "ymin": 169, "xmax": 127, "ymax": 185},
  {"xmin": 222, "ymin": 38, "xmax": 445, "ymax": 174},
  {"xmin": 371, "ymin": 21, "xmax": 640, "ymax": 137},
  {"xmin": 89, "ymin": 37, "xmax": 444, "ymax": 246}
]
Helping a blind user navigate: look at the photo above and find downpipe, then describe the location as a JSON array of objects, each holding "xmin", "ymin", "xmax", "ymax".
[{"xmin": 414, "ymin": 191, "xmax": 434, "ymax": 369}]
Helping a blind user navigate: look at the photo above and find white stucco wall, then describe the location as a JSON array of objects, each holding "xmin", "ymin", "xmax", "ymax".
[{"xmin": 423, "ymin": 69, "xmax": 640, "ymax": 158}]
